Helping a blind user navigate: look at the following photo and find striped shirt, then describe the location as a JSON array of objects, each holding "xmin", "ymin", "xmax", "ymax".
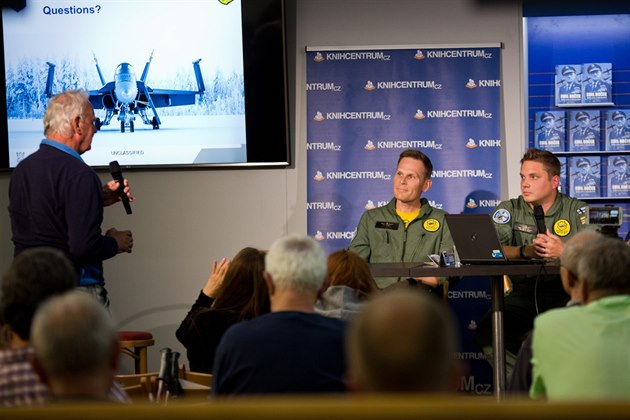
[{"xmin": 0, "ymin": 345, "xmax": 130, "ymax": 406}]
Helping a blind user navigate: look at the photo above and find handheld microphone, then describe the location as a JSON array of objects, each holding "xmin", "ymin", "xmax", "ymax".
[
  {"xmin": 108, "ymin": 160, "xmax": 132, "ymax": 214},
  {"xmin": 533, "ymin": 205, "xmax": 546, "ymax": 235}
]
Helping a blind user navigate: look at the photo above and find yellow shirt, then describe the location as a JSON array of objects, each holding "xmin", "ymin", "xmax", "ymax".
[{"xmin": 396, "ymin": 209, "xmax": 420, "ymax": 229}]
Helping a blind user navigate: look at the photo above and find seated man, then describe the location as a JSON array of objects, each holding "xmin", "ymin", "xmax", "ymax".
[
  {"xmin": 31, "ymin": 291, "xmax": 120, "ymax": 402},
  {"xmin": 349, "ymin": 149, "xmax": 453, "ymax": 289},
  {"xmin": 0, "ymin": 248, "xmax": 76, "ymax": 406},
  {"xmin": 530, "ymin": 236, "xmax": 630, "ymax": 400},
  {"xmin": 0, "ymin": 248, "xmax": 128, "ymax": 406},
  {"xmin": 476, "ymin": 148, "xmax": 588, "ymax": 379},
  {"xmin": 508, "ymin": 230, "xmax": 601, "ymax": 394},
  {"xmin": 212, "ymin": 233, "xmax": 346, "ymax": 395},
  {"xmin": 346, "ymin": 289, "xmax": 462, "ymax": 393}
]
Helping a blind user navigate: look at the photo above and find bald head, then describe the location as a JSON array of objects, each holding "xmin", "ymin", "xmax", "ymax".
[
  {"xmin": 577, "ymin": 236, "xmax": 630, "ymax": 302},
  {"xmin": 347, "ymin": 290, "xmax": 459, "ymax": 393},
  {"xmin": 559, "ymin": 230, "xmax": 601, "ymax": 300},
  {"xmin": 560, "ymin": 231, "xmax": 601, "ymax": 276}
]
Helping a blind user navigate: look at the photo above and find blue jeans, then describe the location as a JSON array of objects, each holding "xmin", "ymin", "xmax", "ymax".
[{"xmin": 76, "ymin": 284, "xmax": 110, "ymax": 309}]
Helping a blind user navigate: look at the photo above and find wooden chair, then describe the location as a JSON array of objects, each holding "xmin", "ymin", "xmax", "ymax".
[
  {"xmin": 115, "ymin": 372, "xmax": 159, "ymax": 403},
  {"xmin": 178, "ymin": 364, "xmax": 212, "ymax": 387},
  {"xmin": 118, "ymin": 331, "xmax": 155, "ymax": 374},
  {"xmin": 178, "ymin": 364, "xmax": 212, "ymax": 398}
]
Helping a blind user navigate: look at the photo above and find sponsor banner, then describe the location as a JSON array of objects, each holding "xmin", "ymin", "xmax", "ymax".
[
  {"xmin": 451, "ymin": 277, "xmax": 493, "ymax": 395},
  {"xmin": 307, "ymin": 45, "xmax": 502, "ymax": 392}
]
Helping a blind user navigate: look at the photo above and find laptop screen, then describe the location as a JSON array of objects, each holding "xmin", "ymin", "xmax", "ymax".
[{"xmin": 445, "ymin": 214, "xmax": 507, "ymax": 264}]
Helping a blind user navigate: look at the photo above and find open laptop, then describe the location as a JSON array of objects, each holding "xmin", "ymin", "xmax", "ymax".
[{"xmin": 445, "ymin": 213, "xmax": 541, "ymax": 265}]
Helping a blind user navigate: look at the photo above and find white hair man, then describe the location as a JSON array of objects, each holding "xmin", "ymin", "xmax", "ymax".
[
  {"xmin": 212, "ymin": 233, "xmax": 346, "ymax": 395},
  {"xmin": 9, "ymin": 89, "xmax": 134, "ymax": 307},
  {"xmin": 530, "ymin": 236, "xmax": 630, "ymax": 400},
  {"xmin": 508, "ymin": 230, "xmax": 601, "ymax": 394}
]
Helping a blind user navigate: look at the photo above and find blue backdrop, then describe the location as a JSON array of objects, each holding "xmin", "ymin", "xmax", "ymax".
[{"xmin": 306, "ymin": 45, "xmax": 502, "ymax": 394}]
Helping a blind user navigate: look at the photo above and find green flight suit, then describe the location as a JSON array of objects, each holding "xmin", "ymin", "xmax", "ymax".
[
  {"xmin": 476, "ymin": 192, "xmax": 588, "ymax": 357},
  {"xmin": 349, "ymin": 197, "xmax": 454, "ymax": 289}
]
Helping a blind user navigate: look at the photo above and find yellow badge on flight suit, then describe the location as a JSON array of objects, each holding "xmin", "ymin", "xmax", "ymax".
[
  {"xmin": 423, "ymin": 219, "xmax": 440, "ymax": 232},
  {"xmin": 553, "ymin": 219, "xmax": 571, "ymax": 237}
]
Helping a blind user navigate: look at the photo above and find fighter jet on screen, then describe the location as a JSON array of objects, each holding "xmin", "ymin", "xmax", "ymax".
[{"xmin": 45, "ymin": 51, "xmax": 205, "ymax": 133}]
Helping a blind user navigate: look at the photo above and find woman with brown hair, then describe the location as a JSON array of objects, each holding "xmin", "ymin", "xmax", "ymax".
[
  {"xmin": 315, "ymin": 249, "xmax": 377, "ymax": 321},
  {"xmin": 176, "ymin": 247, "xmax": 269, "ymax": 373}
]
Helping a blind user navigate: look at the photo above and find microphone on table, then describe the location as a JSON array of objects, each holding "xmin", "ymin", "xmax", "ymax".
[
  {"xmin": 533, "ymin": 205, "xmax": 546, "ymax": 235},
  {"xmin": 108, "ymin": 160, "xmax": 132, "ymax": 214}
]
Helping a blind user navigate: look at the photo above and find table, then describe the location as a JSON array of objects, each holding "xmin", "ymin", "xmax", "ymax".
[{"xmin": 369, "ymin": 262, "xmax": 560, "ymax": 400}]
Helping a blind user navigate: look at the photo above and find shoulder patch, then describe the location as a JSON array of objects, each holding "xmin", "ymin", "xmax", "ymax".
[
  {"xmin": 577, "ymin": 206, "xmax": 587, "ymax": 215},
  {"xmin": 492, "ymin": 209, "xmax": 511, "ymax": 224}
]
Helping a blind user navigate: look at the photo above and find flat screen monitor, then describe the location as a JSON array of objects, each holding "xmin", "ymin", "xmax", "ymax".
[{"xmin": 0, "ymin": 0, "xmax": 290, "ymax": 170}]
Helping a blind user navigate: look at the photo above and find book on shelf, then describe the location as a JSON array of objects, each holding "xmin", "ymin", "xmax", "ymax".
[
  {"xmin": 555, "ymin": 64, "xmax": 582, "ymax": 106},
  {"xmin": 605, "ymin": 109, "xmax": 630, "ymax": 151},
  {"xmin": 582, "ymin": 63, "xmax": 612, "ymax": 105},
  {"xmin": 534, "ymin": 110, "xmax": 565, "ymax": 152},
  {"xmin": 606, "ymin": 155, "xmax": 630, "ymax": 198},
  {"xmin": 567, "ymin": 110, "xmax": 600, "ymax": 152},
  {"xmin": 569, "ymin": 155, "xmax": 601, "ymax": 198}
]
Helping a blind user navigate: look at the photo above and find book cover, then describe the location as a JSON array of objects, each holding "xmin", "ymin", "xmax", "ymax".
[
  {"xmin": 555, "ymin": 65, "xmax": 582, "ymax": 106},
  {"xmin": 567, "ymin": 110, "xmax": 600, "ymax": 151},
  {"xmin": 605, "ymin": 109, "xmax": 630, "ymax": 151},
  {"xmin": 534, "ymin": 111, "xmax": 565, "ymax": 152},
  {"xmin": 582, "ymin": 63, "xmax": 613, "ymax": 104},
  {"xmin": 569, "ymin": 156, "xmax": 601, "ymax": 198},
  {"xmin": 606, "ymin": 155, "xmax": 630, "ymax": 198}
]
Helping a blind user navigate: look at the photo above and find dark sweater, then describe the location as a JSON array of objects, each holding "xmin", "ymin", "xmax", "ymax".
[
  {"xmin": 9, "ymin": 142, "xmax": 118, "ymax": 284},
  {"xmin": 176, "ymin": 292, "xmax": 240, "ymax": 373}
]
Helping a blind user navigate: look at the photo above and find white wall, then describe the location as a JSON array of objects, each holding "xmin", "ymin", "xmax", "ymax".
[{"xmin": 0, "ymin": 0, "xmax": 525, "ymax": 371}]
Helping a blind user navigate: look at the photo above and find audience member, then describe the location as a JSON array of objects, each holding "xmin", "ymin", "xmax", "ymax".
[
  {"xmin": 212, "ymin": 233, "xmax": 346, "ymax": 395},
  {"xmin": 530, "ymin": 236, "xmax": 630, "ymax": 400},
  {"xmin": 0, "ymin": 248, "xmax": 128, "ymax": 406},
  {"xmin": 508, "ymin": 230, "xmax": 601, "ymax": 394},
  {"xmin": 31, "ymin": 291, "xmax": 120, "ymax": 402},
  {"xmin": 176, "ymin": 247, "xmax": 270, "ymax": 373},
  {"xmin": 0, "ymin": 248, "xmax": 76, "ymax": 406},
  {"xmin": 315, "ymin": 249, "xmax": 377, "ymax": 320},
  {"xmin": 346, "ymin": 289, "xmax": 461, "ymax": 393},
  {"xmin": 8, "ymin": 89, "xmax": 133, "ymax": 307}
]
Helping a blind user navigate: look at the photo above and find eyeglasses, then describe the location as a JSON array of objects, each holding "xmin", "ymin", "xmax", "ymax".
[{"xmin": 81, "ymin": 116, "xmax": 99, "ymax": 130}]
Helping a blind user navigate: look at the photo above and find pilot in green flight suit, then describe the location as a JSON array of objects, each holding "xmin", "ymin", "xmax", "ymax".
[
  {"xmin": 349, "ymin": 150, "xmax": 453, "ymax": 289},
  {"xmin": 475, "ymin": 148, "xmax": 589, "ymax": 380}
]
